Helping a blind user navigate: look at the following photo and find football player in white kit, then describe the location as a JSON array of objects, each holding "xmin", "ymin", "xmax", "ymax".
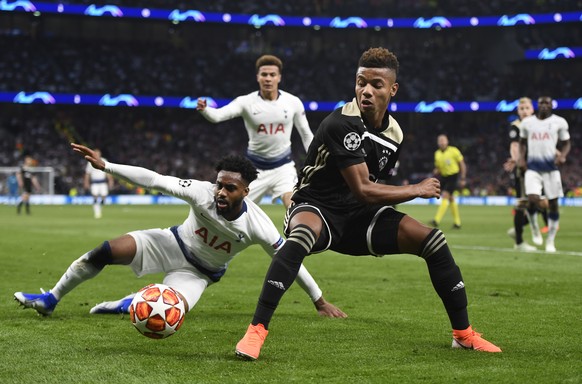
[
  {"xmin": 84, "ymin": 148, "xmax": 114, "ymax": 218},
  {"xmin": 14, "ymin": 143, "xmax": 347, "ymax": 321},
  {"xmin": 197, "ymin": 54, "xmax": 313, "ymax": 208},
  {"xmin": 519, "ymin": 96, "xmax": 571, "ymax": 252}
]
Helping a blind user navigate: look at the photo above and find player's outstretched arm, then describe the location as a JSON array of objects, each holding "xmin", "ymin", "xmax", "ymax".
[
  {"xmin": 72, "ymin": 142, "xmax": 180, "ymax": 199},
  {"xmin": 196, "ymin": 97, "xmax": 244, "ymax": 123},
  {"xmin": 71, "ymin": 143, "xmax": 106, "ymax": 170}
]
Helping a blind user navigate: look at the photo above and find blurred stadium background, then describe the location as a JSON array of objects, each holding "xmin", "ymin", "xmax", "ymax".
[{"xmin": 0, "ymin": 0, "xmax": 580, "ymax": 201}]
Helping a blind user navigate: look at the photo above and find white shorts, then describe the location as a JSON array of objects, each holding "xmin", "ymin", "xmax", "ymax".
[
  {"xmin": 127, "ymin": 228, "xmax": 212, "ymax": 311},
  {"xmin": 524, "ymin": 170, "xmax": 563, "ymax": 200},
  {"xmin": 247, "ymin": 161, "xmax": 298, "ymax": 204},
  {"xmin": 90, "ymin": 183, "xmax": 109, "ymax": 197}
]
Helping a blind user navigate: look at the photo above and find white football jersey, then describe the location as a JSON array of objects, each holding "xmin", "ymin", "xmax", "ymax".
[
  {"xmin": 102, "ymin": 162, "xmax": 325, "ymax": 301},
  {"xmin": 199, "ymin": 90, "xmax": 313, "ymax": 161},
  {"xmin": 520, "ymin": 114, "xmax": 570, "ymax": 172},
  {"xmin": 86, "ymin": 158, "xmax": 109, "ymax": 182},
  {"xmin": 105, "ymin": 162, "xmax": 282, "ymax": 272}
]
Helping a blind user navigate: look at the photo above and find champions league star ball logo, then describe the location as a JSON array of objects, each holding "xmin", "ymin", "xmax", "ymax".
[
  {"xmin": 178, "ymin": 179, "xmax": 192, "ymax": 188},
  {"xmin": 343, "ymin": 132, "xmax": 361, "ymax": 151}
]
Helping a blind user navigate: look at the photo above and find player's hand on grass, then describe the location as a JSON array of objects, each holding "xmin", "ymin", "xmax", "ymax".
[
  {"xmin": 314, "ymin": 297, "xmax": 348, "ymax": 318},
  {"xmin": 71, "ymin": 143, "xmax": 106, "ymax": 170}
]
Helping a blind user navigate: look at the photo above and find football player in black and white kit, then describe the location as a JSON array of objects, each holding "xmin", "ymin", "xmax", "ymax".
[
  {"xmin": 14, "ymin": 143, "xmax": 346, "ymax": 321},
  {"xmin": 16, "ymin": 155, "xmax": 41, "ymax": 215},
  {"xmin": 504, "ymin": 97, "xmax": 538, "ymax": 251},
  {"xmin": 235, "ymin": 48, "xmax": 501, "ymax": 361},
  {"xmin": 197, "ymin": 55, "xmax": 313, "ymax": 208}
]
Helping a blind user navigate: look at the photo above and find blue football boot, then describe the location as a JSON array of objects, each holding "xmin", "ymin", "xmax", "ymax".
[
  {"xmin": 14, "ymin": 289, "xmax": 59, "ymax": 316},
  {"xmin": 89, "ymin": 293, "xmax": 135, "ymax": 314}
]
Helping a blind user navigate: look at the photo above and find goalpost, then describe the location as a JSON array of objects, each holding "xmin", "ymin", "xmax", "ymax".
[{"xmin": 0, "ymin": 166, "xmax": 55, "ymax": 195}]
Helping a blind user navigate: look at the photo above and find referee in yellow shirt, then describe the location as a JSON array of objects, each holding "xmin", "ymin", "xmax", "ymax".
[{"xmin": 431, "ymin": 134, "xmax": 466, "ymax": 229}]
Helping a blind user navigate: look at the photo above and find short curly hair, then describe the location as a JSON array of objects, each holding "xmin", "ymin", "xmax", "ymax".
[
  {"xmin": 215, "ymin": 155, "xmax": 258, "ymax": 185},
  {"xmin": 358, "ymin": 47, "xmax": 399, "ymax": 76},
  {"xmin": 256, "ymin": 55, "xmax": 283, "ymax": 73}
]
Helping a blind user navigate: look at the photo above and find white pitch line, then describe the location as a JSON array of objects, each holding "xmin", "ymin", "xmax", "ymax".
[{"xmin": 451, "ymin": 245, "xmax": 582, "ymax": 257}]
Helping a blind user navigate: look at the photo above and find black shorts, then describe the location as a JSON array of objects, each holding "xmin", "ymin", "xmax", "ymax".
[
  {"xmin": 440, "ymin": 174, "xmax": 459, "ymax": 194},
  {"xmin": 284, "ymin": 202, "xmax": 406, "ymax": 256},
  {"xmin": 512, "ymin": 168, "xmax": 526, "ymax": 200}
]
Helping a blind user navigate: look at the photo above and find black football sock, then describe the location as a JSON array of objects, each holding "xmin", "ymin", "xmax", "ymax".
[
  {"xmin": 252, "ymin": 225, "xmax": 315, "ymax": 329},
  {"xmin": 514, "ymin": 208, "xmax": 526, "ymax": 244},
  {"xmin": 541, "ymin": 209, "xmax": 549, "ymax": 226},
  {"xmin": 420, "ymin": 229, "xmax": 469, "ymax": 330}
]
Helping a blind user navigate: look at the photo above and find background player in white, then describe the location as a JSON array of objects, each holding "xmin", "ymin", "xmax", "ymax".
[
  {"xmin": 196, "ymin": 54, "xmax": 313, "ymax": 208},
  {"xmin": 519, "ymin": 96, "xmax": 570, "ymax": 252},
  {"xmin": 14, "ymin": 143, "xmax": 346, "ymax": 320},
  {"xmin": 84, "ymin": 148, "xmax": 114, "ymax": 219}
]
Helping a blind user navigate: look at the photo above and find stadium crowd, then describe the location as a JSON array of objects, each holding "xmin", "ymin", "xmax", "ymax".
[
  {"xmin": 1, "ymin": 103, "xmax": 579, "ymax": 198},
  {"xmin": 0, "ymin": 21, "xmax": 579, "ymax": 102},
  {"xmin": 0, "ymin": 1, "xmax": 580, "ymax": 197}
]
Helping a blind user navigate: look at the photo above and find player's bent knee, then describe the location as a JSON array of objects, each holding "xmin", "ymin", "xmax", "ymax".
[
  {"xmin": 397, "ymin": 216, "xmax": 433, "ymax": 255},
  {"xmin": 419, "ymin": 228, "xmax": 448, "ymax": 260},
  {"xmin": 288, "ymin": 211, "xmax": 323, "ymax": 238},
  {"xmin": 85, "ymin": 241, "xmax": 114, "ymax": 269},
  {"xmin": 287, "ymin": 224, "xmax": 317, "ymax": 254}
]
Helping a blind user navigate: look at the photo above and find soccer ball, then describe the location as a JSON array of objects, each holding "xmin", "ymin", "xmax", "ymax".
[{"xmin": 129, "ymin": 283, "xmax": 186, "ymax": 339}]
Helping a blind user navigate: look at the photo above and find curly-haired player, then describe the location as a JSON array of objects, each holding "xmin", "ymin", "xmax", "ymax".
[
  {"xmin": 15, "ymin": 144, "xmax": 346, "ymax": 322},
  {"xmin": 235, "ymin": 47, "xmax": 501, "ymax": 360}
]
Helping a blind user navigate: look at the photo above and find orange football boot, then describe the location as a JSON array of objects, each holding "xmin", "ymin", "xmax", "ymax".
[
  {"xmin": 235, "ymin": 323, "xmax": 269, "ymax": 360},
  {"xmin": 452, "ymin": 326, "xmax": 502, "ymax": 352}
]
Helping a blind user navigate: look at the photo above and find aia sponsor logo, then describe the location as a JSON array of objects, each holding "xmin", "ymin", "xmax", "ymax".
[
  {"xmin": 195, "ymin": 227, "xmax": 232, "ymax": 253},
  {"xmin": 531, "ymin": 132, "xmax": 551, "ymax": 140},
  {"xmin": 257, "ymin": 123, "xmax": 285, "ymax": 134}
]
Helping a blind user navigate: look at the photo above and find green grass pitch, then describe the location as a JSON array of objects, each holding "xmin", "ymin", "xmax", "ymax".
[{"xmin": 1, "ymin": 204, "xmax": 581, "ymax": 383}]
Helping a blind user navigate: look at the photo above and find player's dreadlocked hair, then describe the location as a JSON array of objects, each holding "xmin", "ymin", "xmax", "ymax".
[
  {"xmin": 215, "ymin": 155, "xmax": 258, "ymax": 185},
  {"xmin": 256, "ymin": 54, "xmax": 283, "ymax": 73},
  {"xmin": 358, "ymin": 47, "xmax": 399, "ymax": 76}
]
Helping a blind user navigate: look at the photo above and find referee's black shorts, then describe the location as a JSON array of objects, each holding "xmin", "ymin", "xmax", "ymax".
[{"xmin": 440, "ymin": 174, "xmax": 459, "ymax": 194}]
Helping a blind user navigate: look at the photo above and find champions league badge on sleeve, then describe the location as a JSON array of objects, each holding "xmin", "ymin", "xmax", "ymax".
[
  {"xmin": 178, "ymin": 179, "xmax": 192, "ymax": 188},
  {"xmin": 343, "ymin": 132, "xmax": 362, "ymax": 151}
]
